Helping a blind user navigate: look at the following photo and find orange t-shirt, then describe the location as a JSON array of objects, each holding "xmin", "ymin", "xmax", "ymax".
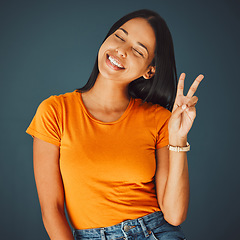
[{"xmin": 25, "ymin": 89, "xmax": 171, "ymax": 230}]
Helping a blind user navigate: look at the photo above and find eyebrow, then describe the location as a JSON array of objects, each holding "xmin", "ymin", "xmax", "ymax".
[{"xmin": 118, "ymin": 28, "xmax": 149, "ymax": 55}]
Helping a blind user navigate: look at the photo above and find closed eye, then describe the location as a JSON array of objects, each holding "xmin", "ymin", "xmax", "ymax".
[
  {"xmin": 114, "ymin": 34, "xmax": 144, "ymax": 57},
  {"xmin": 114, "ymin": 34, "xmax": 124, "ymax": 41},
  {"xmin": 133, "ymin": 49, "xmax": 144, "ymax": 57}
]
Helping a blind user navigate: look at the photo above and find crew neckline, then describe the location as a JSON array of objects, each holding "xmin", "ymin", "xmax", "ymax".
[{"xmin": 74, "ymin": 90, "xmax": 135, "ymax": 125}]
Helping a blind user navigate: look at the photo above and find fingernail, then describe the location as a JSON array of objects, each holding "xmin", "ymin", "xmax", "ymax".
[{"xmin": 182, "ymin": 104, "xmax": 186, "ymax": 110}]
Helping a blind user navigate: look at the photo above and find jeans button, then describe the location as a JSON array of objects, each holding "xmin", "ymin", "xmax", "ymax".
[{"xmin": 123, "ymin": 225, "xmax": 130, "ymax": 232}]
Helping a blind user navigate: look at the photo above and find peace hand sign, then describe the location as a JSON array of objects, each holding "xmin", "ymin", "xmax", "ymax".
[{"xmin": 168, "ymin": 73, "xmax": 204, "ymax": 139}]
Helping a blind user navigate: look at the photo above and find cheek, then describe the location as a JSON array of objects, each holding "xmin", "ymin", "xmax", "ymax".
[
  {"xmin": 130, "ymin": 59, "xmax": 148, "ymax": 72},
  {"xmin": 100, "ymin": 38, "xmax": 113, "ymax": 51},
  {"xmin": 98, "ymin": 39, "xmax": 113, "ymax": 60},
  {"xmin": 98, "ymin": 44, "xmax": 105, "ymax": 56},
  {"xmin": 98, "ymin": 45, "xmax": 108, "ymax": 66}
]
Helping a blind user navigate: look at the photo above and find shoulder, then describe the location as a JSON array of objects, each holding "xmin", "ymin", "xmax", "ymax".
[
  {"xmin": 39, "ymin": 90, "xmax": 77, "ymax": 108},
  {"xmin": 154, "ymin": 103, "xmax": 172, "ymax": 120},
  {"xmin": 133, "ymin": 97, "xmax": 171, "ymax": 119}
]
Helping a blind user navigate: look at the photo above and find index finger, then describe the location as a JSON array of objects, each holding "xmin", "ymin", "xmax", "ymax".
[
  {"xmin": 186, "ymin": 74, "xmax": 204, "ymax": 98},
  {"xmin": 176, "ymin": 72, "xmax": 186, "ymax": 97}
]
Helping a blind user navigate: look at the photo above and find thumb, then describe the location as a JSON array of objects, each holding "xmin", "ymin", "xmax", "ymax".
[{"xmin": 172, "ymin": 104, "xmax": 187, "ymax": 119}]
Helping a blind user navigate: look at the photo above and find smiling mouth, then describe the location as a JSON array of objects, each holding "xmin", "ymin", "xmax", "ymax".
[{"xmin": 106, "ymin": 54, "xmax": 125, "ymax": 70}]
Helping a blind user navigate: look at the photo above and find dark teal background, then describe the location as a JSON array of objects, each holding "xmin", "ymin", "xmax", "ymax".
[{"xmin": 1, "ymin": 0, "xmax": 239, "ymax": 239}]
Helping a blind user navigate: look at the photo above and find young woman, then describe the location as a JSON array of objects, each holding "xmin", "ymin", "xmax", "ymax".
[{"xmin": 26, "ymin": 9, "xmax": 203, "ymax": 240}]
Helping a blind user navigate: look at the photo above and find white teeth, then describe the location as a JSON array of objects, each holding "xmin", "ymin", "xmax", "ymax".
[{"xmin": 108, "ymin": 55, "xmax": 124, "ymax": 68}]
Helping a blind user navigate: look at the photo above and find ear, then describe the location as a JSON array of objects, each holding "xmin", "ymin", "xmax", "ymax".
[{"xmin": 143, "ymin": 66, "xmax": 156, "ymax": 79}]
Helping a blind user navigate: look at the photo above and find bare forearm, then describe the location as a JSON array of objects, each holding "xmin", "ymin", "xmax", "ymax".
[
  {"xmin": 162, "ymin": 136, "xmax": 190, "ymax": 226},
  {"xmin": 42, "ymin": 209, "xmax": 74, "ymax": 240}
]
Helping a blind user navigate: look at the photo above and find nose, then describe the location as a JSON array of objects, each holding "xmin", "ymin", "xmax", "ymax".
[{"xmin": 115, "ymin": 46, "xmax": 127, "ymax": 58}]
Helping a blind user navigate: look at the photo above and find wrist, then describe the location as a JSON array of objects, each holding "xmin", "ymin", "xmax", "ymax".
[{"xmin": 169, "ymin": 135, "xmax": 188, "ymax": 147}]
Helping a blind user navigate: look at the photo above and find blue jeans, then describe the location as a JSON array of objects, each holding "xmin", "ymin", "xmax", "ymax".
[{"xmin": 73, "ymin": 211, "xmax": 187, "ymax": 239}]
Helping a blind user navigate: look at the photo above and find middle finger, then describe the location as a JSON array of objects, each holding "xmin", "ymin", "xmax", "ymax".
[{"xmin": 186, "ymin": 74, "xmax": 204, "ymax": 98}]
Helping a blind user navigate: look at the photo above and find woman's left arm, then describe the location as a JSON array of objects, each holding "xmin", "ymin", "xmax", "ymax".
[{"xmin": 155, "ymin": 73, "xmax": 204, "ymax": 226}]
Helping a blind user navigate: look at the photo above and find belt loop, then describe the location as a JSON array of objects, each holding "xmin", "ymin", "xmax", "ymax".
[
  {"xmin": 72, "ymin": 229, "xmax": 75, "ymax": 239},
  {"xmin": 100, "ymin": 227, "xmax": 107, "ymax": 240},
  {"xmin": 138, "ymin": 217, "xmax": 151, "ymax": 238},
  {"xmin": 121, "ymin": 222, "xmax": 129, "ymax": 240}
]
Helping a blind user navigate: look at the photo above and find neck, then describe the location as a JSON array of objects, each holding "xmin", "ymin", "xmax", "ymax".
[{"xmin": 82, "ymin": 74, "xmax": 131, "ymax": 111}]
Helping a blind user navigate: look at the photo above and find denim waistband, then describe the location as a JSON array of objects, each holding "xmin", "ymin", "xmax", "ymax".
[{"xmin": 73, "ymin": 211, "xmax": 165, "ymax": 240}]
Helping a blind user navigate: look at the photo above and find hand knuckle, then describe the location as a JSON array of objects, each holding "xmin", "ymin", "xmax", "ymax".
[{"xmin": 191, "ymin": 87, "xmax": 197, "ymax": 92}]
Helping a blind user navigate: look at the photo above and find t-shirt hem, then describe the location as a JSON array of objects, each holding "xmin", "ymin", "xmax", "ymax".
[{"xmin": 26, "ymin": 127, "xmax": 61, "ymax": 147}]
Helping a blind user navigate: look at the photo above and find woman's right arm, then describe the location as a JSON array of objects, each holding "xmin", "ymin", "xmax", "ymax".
[{"xmin": 33, "ymin": 137, "xmax": 74, "ymax": 240}]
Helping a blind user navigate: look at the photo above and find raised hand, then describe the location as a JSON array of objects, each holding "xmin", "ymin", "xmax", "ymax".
[{"xmin": 168, "ymin": 73, "xmax": 204, "ymax": 139}]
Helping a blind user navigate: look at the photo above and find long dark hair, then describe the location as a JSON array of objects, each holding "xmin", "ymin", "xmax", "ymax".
[{"xmin": 76, "ymin": 9, "xmax": 177, "ymax": 112}]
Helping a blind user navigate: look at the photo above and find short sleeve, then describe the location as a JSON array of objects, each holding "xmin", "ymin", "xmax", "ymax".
[
  {"xmin": 155, "ymin": 105, "xmax": 172, "ymax": 149},
  {"xmin": 25, "ymin": 95, "xmax": 62, "ymax": 146}
]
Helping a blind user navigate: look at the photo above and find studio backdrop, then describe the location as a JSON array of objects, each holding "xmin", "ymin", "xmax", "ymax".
[{"xmin": 0, "ymin": 0, "xmax": 239, "ymax": 239}]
